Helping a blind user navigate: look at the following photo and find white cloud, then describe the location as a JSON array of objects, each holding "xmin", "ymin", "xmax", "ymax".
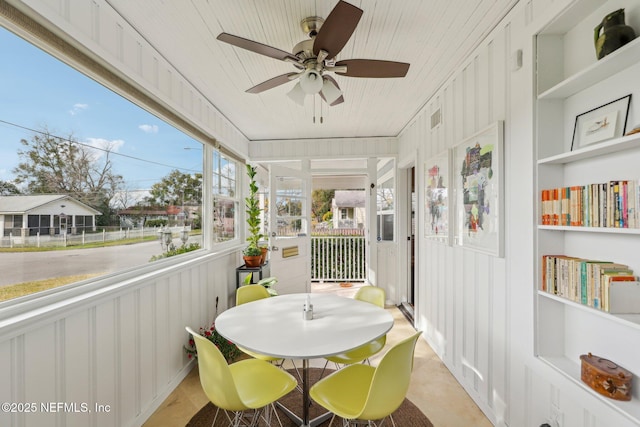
[
  {"xmin": 69, "ymin": 103, "xmax": 89, "ymax": 116},
  {"xmin": 83, "ymin": 137, "xmax": 125, "ymax": 161},
  {"xmin": 138, "ymin": 124, "xmax": 159, "ymax": 134}
]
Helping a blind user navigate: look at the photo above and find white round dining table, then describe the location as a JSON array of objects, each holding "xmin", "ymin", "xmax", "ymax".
[{"xmin": 215, "ymin": 292, "xmax": 394, "ymax": 427}]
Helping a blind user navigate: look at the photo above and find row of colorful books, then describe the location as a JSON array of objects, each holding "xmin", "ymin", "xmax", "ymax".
[
  {"xmin": 541, "ymin": 255, "xmax": 639, "ymax": 314},
  {"xmin": 540, "ymin": 180, "xmax": 639, "ymax": 228}
]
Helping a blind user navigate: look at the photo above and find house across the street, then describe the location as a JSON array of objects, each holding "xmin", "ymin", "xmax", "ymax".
[{"xmin": 0, "ymin": 194, "xmax": 101, "ymax": 237}]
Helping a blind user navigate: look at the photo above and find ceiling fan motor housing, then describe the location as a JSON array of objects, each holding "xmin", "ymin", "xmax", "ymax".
[
  {"xmin": 292, "ymin": 39, "xmax": 315, "ymax": 59},
  {"xmin": 300, "ymin": 16, "xmax": 324, "ymax": 37}
]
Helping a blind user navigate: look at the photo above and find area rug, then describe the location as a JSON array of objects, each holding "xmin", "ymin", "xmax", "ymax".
[{"xmin": 186, "ymin": 367, "xmax": 433, "ymax": 427}]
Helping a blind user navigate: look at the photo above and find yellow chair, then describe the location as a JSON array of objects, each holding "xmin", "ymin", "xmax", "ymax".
[
  {"xmin": 310, "ymin": 331, "xmax": 422, "ymax": 427},
  {"xmin": 321, "ymin": 286, "xmax": 387, "ymax": 376},
  {"xmin": 186, "ymin": 326, "xmax": 297, "ymax": 427},
  {"xmin": 236, "ymin": 283, "xmax": 271, "ymax": 305},
  {"xmin": 235, "ymin": 284, "xmax": 282, "ymax": 363}
]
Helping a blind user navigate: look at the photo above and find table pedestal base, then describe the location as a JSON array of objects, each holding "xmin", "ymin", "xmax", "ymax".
[{"xmin": 276, "ymin": 359, "xmax": 333, "ymax": 427}]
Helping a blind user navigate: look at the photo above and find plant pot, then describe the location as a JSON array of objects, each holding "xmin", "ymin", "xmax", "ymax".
[
  {"xmin": 243, "ymin": 255, "xmax": 262, "ymax": 268},
  {"xmin": 260, "ymin": 247, "xmax": 268, "ymax": 265}
]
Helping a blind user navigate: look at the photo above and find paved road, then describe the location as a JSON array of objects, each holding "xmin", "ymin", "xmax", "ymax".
[{"xmin": 0, "ymin": 240, "xmax": 169, "ymax": 287}]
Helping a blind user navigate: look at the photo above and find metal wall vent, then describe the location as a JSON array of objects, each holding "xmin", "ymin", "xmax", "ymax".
[{"xmin": 430, "ymin": 108, "xmax": 442, "ymax": 129}]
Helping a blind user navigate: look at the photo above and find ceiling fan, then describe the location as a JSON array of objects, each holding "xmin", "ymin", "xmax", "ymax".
[{"xmin": 217, "ymin": 0, "xmax": 410, "ymax": 106}]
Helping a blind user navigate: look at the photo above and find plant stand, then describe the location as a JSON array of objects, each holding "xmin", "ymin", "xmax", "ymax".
[{"xmin": 235, "ymin": 262, "xmax": 270, "ymax": 289}]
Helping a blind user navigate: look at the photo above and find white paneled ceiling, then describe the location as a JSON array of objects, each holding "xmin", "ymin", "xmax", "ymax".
[{"xmin": 105, "ymin": 0, "xmax": 517, "ymax": 141}]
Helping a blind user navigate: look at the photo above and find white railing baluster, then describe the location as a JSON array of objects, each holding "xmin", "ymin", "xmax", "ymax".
[{"xmin": 310, "ymin": 232, "xmax": 365, "ymax": 282}]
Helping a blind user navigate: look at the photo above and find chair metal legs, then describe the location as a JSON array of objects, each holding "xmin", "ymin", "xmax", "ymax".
[
  {"xmin": 211, "ymin": 405, "xmax": 286, "ymax": 427},
  {"xmin": 333, "ymin": 415, "xmax": 396, "ymax": 427}
]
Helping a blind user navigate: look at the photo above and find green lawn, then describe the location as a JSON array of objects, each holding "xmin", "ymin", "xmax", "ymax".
[{"xmin": 0, "ymin": 274, "xmax": 102, "ymax": 301}]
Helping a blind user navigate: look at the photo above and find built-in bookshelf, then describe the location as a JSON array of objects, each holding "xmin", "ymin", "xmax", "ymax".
[{"xmin": 534, "ymin": 0, "xmax": 640, "ymax": 423}]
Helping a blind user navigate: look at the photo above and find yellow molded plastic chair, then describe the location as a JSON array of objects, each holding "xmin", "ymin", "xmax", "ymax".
[
  {"xmin": 235, "ymin": 284, "xmax": 282, "ymax": 363},
  {"xmin": 310, "ymin": 331, "xmax": 422, "ymax": 427},
  {"xmin": 321, "ymin": 286, "xmax": 387, "ymax": 375},
  {"xmin": 186, "ymin": 326, "xmax": 297, "ymax": 427},
  {"xmin": 236, "ymin": 283, "xmax": 270, "ymax": 305}
]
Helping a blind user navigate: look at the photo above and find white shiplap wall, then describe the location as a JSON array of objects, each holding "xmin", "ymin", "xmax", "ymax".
[
  {"xmin": 398, "ymin": 9, "xmax": 514, "ymax": 422},
  {"xmin": 0, "ymin": 251, "xmax": 238, "ymax": 427},
  {"xmin": 248, "ymin": 136, "xmax": 398, "ymax": 161},
  {"xmin": 400, "ymin": 0, "xmax": 640, "ymax": 426}
]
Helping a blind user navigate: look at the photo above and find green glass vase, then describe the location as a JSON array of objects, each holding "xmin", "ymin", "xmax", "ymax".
[{"xmin": 594, "ymin": 9, "xmax": 636, "ymax": 60}]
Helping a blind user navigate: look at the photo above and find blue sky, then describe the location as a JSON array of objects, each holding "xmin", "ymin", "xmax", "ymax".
[{"xmin": 0, "ymin": 26, "xmax": 203, "ymax": 195}]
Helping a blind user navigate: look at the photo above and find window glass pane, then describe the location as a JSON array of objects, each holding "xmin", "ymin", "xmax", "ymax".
[
  {"xmin": 275, "ymin": 176, "xmax": 306, "ymax": 236},
  {"xmin": 212, "ymin": 152, "xmax": 238, "ymax": 242},
  {"xmin": 0, "ymin": 27, "xmax": 204, "ymax": 302},
  {"xmin": 376, "ymin": 159, "xmax": 395, "ymax": 241}
]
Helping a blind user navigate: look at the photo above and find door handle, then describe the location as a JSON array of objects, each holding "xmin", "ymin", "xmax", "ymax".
[{"xmin": 271, "ymin": 246, "xmax": 279, "ymax": 251}]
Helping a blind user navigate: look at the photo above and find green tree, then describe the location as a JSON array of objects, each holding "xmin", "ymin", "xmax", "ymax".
[
  {"xmin": 145, "ymin": 170, "xmax": 203, "ymax": 206},
  {"xmin": 0, "ymin": 180, "xmax": 21, "ymax": 196},
  {"xmin": 12, "ymin": 128, "xmax": 124, "ymax": 225},
  {"xmin": 312, "ymin": 189, "xmax": 335, "ymax": 222}
]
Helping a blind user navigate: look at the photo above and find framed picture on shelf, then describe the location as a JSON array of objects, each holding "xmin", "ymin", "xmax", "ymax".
[
  {"xmin": 453, "ymin": 121, "xmax": 504, "ymax": 257},
  {"xmin": 571, "ymin": 94, "xmax": 631, "ymax": 150},
  {"xmin": 424, "ymin": 150, "xmax": 451, "ymax": 244}
]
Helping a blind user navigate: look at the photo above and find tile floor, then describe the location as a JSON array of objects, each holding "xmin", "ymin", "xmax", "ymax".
[{"xmin": 143, "ymin": 283, "xmax": 493, "ymax": 427}]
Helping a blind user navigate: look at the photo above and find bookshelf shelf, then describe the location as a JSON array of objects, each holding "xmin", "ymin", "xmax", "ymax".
[
  {"xmin": 537, "ymin": 225, "xmax": 640, "ymax": 235},
  {"xmin": 537, "ymin": 291, "xmax": 640, "ymax": 328},
  {"xmin": 538, "ymin": 36, "xmax": 640, "ymax": 100},
  {"xmin": 538, "ymin": 355, "xmax": 640, "ymax": 425},
  {"xmin": 537, "ymin": 133, "xmax": 640, "ymax": 165},
  {"xmin": 534, "ymin": 1, "xmax": 640, "ymax": 423}
]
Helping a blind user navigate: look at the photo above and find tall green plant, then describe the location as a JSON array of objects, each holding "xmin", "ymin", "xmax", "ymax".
[{"xmin": 244, "ymin": 164, "xmax": 263, "ymax": 256}]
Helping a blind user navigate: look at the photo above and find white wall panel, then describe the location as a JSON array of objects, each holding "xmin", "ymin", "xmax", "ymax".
[
  {"xmin": 118, "ymin": 292, "xmax": 137, "ymax": 425},
  {"xmin": 138, "ymin": 286, "xmax": 155, "ymax": 420},
  {"xmin": 249, "ymin": 137, "xmax": 398, "ymax": 161},
  {"xmin": 64, "ymin": 310, "xmax": 92, "ymax": 427},
  {"xmin": 22, "ymin": 325, "xmax": 56, "ymax": 426},
  {"xmin": 95, "ymin": 301, "xmax": 117, "ymax": 427}
]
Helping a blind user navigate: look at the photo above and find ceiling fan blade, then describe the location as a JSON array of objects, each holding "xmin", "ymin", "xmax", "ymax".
[
  {"xmin": 246, "ymin": 73, "xmax": 300, "ymax": 94},
  {"xmin": 218, "ymin": 33, "xmax": 299, "ymax": 62},
  {"xmin": 334, "ymin": 59, "xmax": 410, "ymax": 78},
  {"xmin": 320, "ymin": 76, "xmax": 343, "ymax": 105},
  {"xmin": 329, "ymin": 95, "xmax": 345, "ymax": 106},
  {"xmin": 313, "ymin": 1, "xmax": 363, "ymax": 59}
]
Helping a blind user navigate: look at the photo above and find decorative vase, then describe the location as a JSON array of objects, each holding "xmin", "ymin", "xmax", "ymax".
[
  {"xmin": 243, "ymin": 255, "xmax": 262, "ymax": 267},
  {"xmin": 594, "ymin": 9, "xmax": 636, "ymax": 60}
]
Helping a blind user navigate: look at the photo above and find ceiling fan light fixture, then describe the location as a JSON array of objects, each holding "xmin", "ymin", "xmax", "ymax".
[
  {"xmin": 321, "ymin": 78, "xmax": 342, "ymax": 105},
  {"xmin": 299, "ymin": 69, "xmax": 323, "ymax": 94},
  {"xmin": 287, "ymin": 82, "xmax": 306, "ymax": 106}
]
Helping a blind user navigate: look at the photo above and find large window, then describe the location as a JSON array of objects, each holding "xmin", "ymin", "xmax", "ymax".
[{"xmin": 0, "ymin": 27, "xmax": 210, "ymax": 301}]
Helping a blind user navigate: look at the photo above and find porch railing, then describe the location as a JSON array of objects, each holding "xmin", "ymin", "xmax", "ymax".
[{"xmin": 311, "ymin": 234, "xmax": 366, "ymax": 282}]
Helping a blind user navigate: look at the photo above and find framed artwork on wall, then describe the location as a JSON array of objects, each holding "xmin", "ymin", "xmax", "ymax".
[
  {"xmin": 424, "ymin": 150, "xmax": 451, "ymax": 244},
  {"xmin": 453, "ymin": 121, "xmax": 504, "ymax": 257},
  {"xmin": 571, "ymin": 94, "xmax": 631, "ymax": 150}
]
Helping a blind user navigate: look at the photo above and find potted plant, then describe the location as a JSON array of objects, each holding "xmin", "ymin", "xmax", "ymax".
[{"xmin": 243, "ymin": 164, "xmax": 264, "ymax": 267}]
